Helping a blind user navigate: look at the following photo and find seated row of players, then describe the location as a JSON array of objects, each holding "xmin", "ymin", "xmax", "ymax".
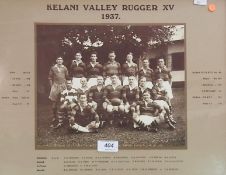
[{"xmin": 52, "ymin": 75, "xmax": 176, "ymax": 133}]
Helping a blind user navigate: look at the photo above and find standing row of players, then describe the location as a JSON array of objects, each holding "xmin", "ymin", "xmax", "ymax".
[{"xmin": 48, "ymin": 51, "xmax": 175, "ymax": 132}]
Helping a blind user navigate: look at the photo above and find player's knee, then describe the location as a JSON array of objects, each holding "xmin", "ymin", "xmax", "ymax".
[
  {"xmin": 103, "ymin": 102, "xmax": 108, "ymax": 110},
  {"xmin": 124, "ymin": 105, "xmax": 130, "ymax": 113},
  {"xmin": 106, "ymin": 105, "xmax": 113, "ymax": 112},
  {"xmin": 118, "ymin": 104, "xmax": 125, "ymax": 112},
  {"xmin": 59, "ymin": 105, "xmax": 65, "ymax": 111}
]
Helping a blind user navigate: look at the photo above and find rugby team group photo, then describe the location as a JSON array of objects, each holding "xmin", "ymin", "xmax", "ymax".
[
  {"xmin": 36, "ymin": 24, "xmax": 186, "ymax": 149},
  {"xmin": 48, "ymin": 51, "xmax": 176, "ymax": 133}
]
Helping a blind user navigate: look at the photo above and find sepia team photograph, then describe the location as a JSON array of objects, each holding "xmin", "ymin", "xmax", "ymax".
[{"xmin": 36, "ymin": 24, "xmax": 186, "ymax": 149}]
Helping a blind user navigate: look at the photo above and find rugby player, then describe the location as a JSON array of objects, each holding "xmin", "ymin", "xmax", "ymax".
[
  {"xmin": 122, "ymin": 52, "xmax": 138, "ymax": 86},
  {"xmin": 86, "ymin": 51, "xmax": 103, "ymax": 88},
  {"xmin": 51, "ymin": 79, "xmax": 78, "ymax": 129},
  {"xmin": 102, "ymin": 74, "xmax": 124, "ymax": 125},
  {"xmin": 69, "ymin": 93, "xmax": 100, "ymax": 133},
  {"xmin": 103, "ymin": 51, "xmax": 121, "ymax": 86},
  {"xmin": 153, "ymin": 58, "xmax": 173, "ymax": 99},
  {"xmin": 48, "ymin": 56, "xmax": 69, "ymax": 125},
  {"xmin": 138, "ymin": 58, "xmax": 154, "ymax": 89},
  {"xmin": 132, "ymin": 90, "xmax": 176, "ymax": 132},
  {"xmin": 70, "ymin": 51, "xmax": 86, "ymax": 89}
]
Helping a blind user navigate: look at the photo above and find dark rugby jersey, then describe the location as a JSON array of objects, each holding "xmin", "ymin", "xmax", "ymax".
[
  {"xmin": 73, "ymin": 104, "xmax": 97, "ymax": 126},
  {"xmin": 88, "ymin": 85, "xmax": 105, "ymax": 104},
  {"xmin": 138, "ymin": 68, "xmax": 154, "ymax": 82},
  {"xmin": 103, "ymin": 61, "xmax": 121, "ymax": 77},
  {"xmin": 154, "ymin": 66, "xmax": 172, "ymax": 82},
  {"xmin": 86, "ymin": 62, "xmax": 103, "ymax": 78},
  {"xmin": 122, "ymin": 85, "xmax": 139, "ymax": 104},
  {"xmin": 151, "ymin": 85, "xmax": 168, "ymax": 101},
  {"xmin": 138, "ymin": 100, "xmax": 162, "ymax": 115},
  {"xmin": 70, "ymin": 60, "xmax": 86, "ymax": 77},
  {"xmin": 77, "ymin": 86, "xmax": 89, "ymax": 96},
  {"xmin": 48, "ymin": 64, "xmax": 68, "ymax": 84},
  {"xmin": 122, "ymin": 62, "xmax": 138, "ymax": 76},
  {"xmin": 103, "ymin": 84, "xmax": 123, "ymax": 104}
]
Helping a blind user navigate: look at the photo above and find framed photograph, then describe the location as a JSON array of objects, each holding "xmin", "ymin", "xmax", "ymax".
[
  {"xmin": 36, "ymin": 24, "xmax": 186, "ymax": 150},
  {"xmin": 0, "ymin": 0, "xmax": 225, "ymax": 175}
]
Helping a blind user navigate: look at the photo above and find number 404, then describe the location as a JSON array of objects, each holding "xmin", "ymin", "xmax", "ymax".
[{"xmin": 104, "ymin": 143, "xmax": 114, "ymax": 148}]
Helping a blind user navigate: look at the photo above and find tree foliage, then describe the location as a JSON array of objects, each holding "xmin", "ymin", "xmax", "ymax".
[{"xmin": 60, "ymin": 25, "xmax": 175, "ymax": 60}]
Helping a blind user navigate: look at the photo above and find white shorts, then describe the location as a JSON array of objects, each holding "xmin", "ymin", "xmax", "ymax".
[
  {"xmin": 87, "ymin": 78, "xmax": 98, "ymax": 88},
  {"xmin": 145, "ymin": 81, "xmax": 153, "ymax": 89},
  {"xmin": 72, "ymin": 78, "xmax": 82, "ymax": 89},
  {"xmin": 162, "ymin": 81, "xmax": 173, "ymax": 99}
]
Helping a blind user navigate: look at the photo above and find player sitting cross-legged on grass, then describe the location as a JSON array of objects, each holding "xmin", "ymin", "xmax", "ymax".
[
  {"xmin": 69, "ymin": 93, "xmax": 100, "ymax": 133},
  {"xmin": 131, "ymin": 90, "xmax": 176, "ymax": 132}
]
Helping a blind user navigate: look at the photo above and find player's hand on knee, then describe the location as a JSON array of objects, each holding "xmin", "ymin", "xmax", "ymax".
[
  {"xmin": 107, "ymin": 105, "xmax": 114, "ymax": 112},
  {"xmin": 95, "ymin": 122, "xmax": 100, "ymax": 128},
  {"xmin": 119, "ymin": 104, "xmax": 125, "ymax": 112}
]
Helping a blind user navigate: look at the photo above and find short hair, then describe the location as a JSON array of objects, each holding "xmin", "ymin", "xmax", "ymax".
[
  {"xmin": 78, "ymin": 92, "xmax": 87, "ymax": 99},
  {"xmin": 109, "ymin": 51, "xmax": 116, "ymax": 55},
  {"xmin": 80, "ymin": 77, "xmax": 87, "ymax": 82},
  {"xmin": 158, "ymin": 58, "xmax": 165, "ymax": 62},
  {"xmin": 90, "ymin": 51, "xmax": 97, "ymax": 56},
  {"xmin": 111, "ymin": 74, "xmax": 118, "ymax": 78},
  {"xmin": 75, "ymin": 51, "xmax": 82, "ymax": 55},
  {"xmin": 56, "ymin": 56, "xmax": 63, "ymax": 60},
  {"xmin": 143, "ymin": 58, "xmax": 149, "ymax": 62},
  {"xmin": 128, "ymin": 75, "xmax": 135, "ymax": 79},
  {"xmin": 139, "ymin": 76, "xmax": 146, "ymax": 82},
  {"xmin": 66, "ymin": 77, "xmax": 72, "ymax": 81},
  {"xmin": 127, "ymin": 52, "xmax": 133, "ymax": 56},
  {"xmin": 143, "ymin": 89, "xmax": 151, "ymax": 95}
]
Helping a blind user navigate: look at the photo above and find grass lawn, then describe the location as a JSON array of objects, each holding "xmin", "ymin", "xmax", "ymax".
[{"xmin": 36, "ymin": 88, "xmax": 186, "ymax": 150}]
